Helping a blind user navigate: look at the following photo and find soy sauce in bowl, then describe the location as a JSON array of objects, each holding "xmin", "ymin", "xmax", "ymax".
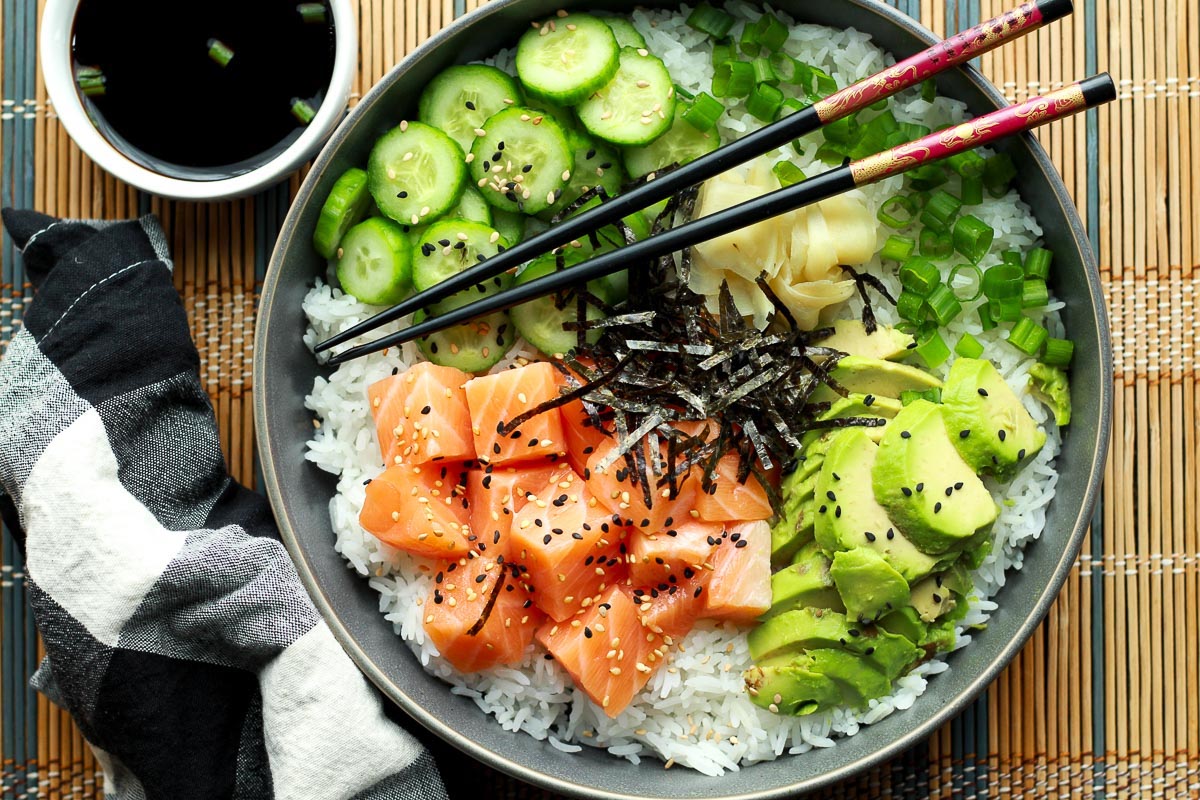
[{"xmin": 71, "ymin": 0, "xmax": 336, "ymax": 180}]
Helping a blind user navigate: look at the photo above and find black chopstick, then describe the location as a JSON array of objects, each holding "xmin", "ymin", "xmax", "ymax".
[
  {"xmin": 323, "ymin": 74, "xmax": 1115, "ymax": 366},
  {"xmin": 314, "ymin": 0, "xmax": 1073, "ymax": 355}
]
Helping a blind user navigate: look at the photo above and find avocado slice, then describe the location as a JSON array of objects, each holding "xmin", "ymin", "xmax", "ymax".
[
  {"xmin": 872, "ymin": 400, "xmax": 998, "ymax": 555},
  {"xmin": 771, "ymin": 470, "xmax": 817, "ymax": 566},
  {"xmin": 812, "ymin": 427, "xmax": 944, "ymax": 582},
  {"xmin": 748, "ymin": 607, "xmax": 858, "ymax": 662},
  {"xmin": 816, "ymin": 320, "xmax": 915, "ymax": 361},
  {"xmin": 941, "ymin": 357, "xmax": 1047, "ymax": 482},
  {"xmin": 829, "ymin": 548, "xmax": 911, "ymax": 623},
  {"xmin": 909, "ymin": 574, "xmax": 957, "ymax": 623},
  {"xmin": 805, "ymin": 649, "xmax": 892, "ymax": 709},
  {"xmin": 744, "ymin": 662, "xmax": 843, "ymax": 715},
  {"xmin": 767, "ymin": 541, "xmax": 844, "ymax": 617},
  {"xmin": 1029, "ymin": 362, "xmax": 1072, "ymax": 426},
  {"xmin": 811, "ymin": 355, "xmax": 943, "ymax": 404},
  {"xmin": 878, "ymin": 605, "xmax": 957, "ymax": 653}
]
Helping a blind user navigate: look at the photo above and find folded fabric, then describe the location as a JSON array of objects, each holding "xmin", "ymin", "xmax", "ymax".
[{"xmin": 0, "ymin": 209, "xmax": 449, "ymax": 800}]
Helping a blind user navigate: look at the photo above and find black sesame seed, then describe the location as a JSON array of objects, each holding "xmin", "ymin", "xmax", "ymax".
[
  {"xmin": 522, "ymin": 163, "xmax": 533, "ymax": 173},
  {"xmin": 735, "ymin": 539, "xmax": 748, "ymax": 548},
  {"xmin": 865, "ymin": 531, "xmax": 876, "ymax": 542},
  {"xmin": 832, "ymin": 472, "xmax": 841, "ymax": 481},
  {"xmin": 542, "ymin": 534, "xmax": 551, "ymax": 545},
  {"xmin": 398, "ymin": 190, "xmax": 409, "ymax": 198},
  {"xmin": 916, "ymin": 483, "xmax": 924, "ymax": 492},
  {"xmin": 475, "ymin": 573, "xmax": 487, "ymax": 583},
  {"xmin": 826, "ymin": 490, "xmax": 837, "ymax": 501},
  {"xmin": 960, "ymin": 429, "xmax": 971, "ymax": 439},
  {"xmin": 1018, "ymin": 448, "xmax": 1026, "ymax": 459},
  {"xmin": 848, "ymin": 629, "xmax": 860, "ymax": 637},
  {"xmin": 902, "ymin": 487, "xmax": 912, "ymax": 497},
  {"xmin": 998, "ymin": 429, "xmax": 1007, "ymax": 442},
  {"xmin": 978, "ymin": 388, "xmax": 989, "ymax": 397},
  {"xmin": 584, "ymin": 627, "xmax": 593, "ymax": 638},
  {"xmin": 421, "ymin": 405, "xmax": 431, "ymax": 415},
  {"xmin": 886, "ymin": 529, "xmax": 895, "ymax": 540},
  {"xmin": 945, "ymin": 487, "xmax": 954, "ymax": 497},
  {"xmin": 955, "ymin": 481, "xmax": 963, "ymax": 490},
  {"xmin": 865, "ymin": 647, "xmax": 876, "ymax": 655},
  {"xmin": 932, "ymin": 593, "xmax": 942, "ymax": 604},
  {"xmin": 835, "ymin": 506, "xmax": 842, "ymax": 518},
  {"xmin": 482, "ymin": 161, "xmax": 491, "ymax": 171},
  {"xmin": 819, "ymin": 505, "xmax": 827, "ymax": 513},
  {"xmin": 934, "ymin": 502, "xmax": 942, "ymax": 513},
  {"xmin": 864, "ymin": 394, "xmax": 875, "ymax": 406},
  {"xmin": 901, "ymin": 430, "xmax": 912, "ymax": 439}
]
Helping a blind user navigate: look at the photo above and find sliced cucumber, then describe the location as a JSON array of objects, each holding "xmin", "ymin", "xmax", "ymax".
[
  {"xmin": 368, "ymin": 121, "xmax": 466, "ymax": 226},
  {"xmin": 412, "ymin": 292, "xmax": 511, "ymax": 373},
  {"xmin": 623, "ymin": 104, "xmax": 721, "ymax": 179},
  {"xmin": 491, "ymin": 209, "xmax": 526, "ymax": 245},
  {"xmin": 417, "ymin": 64, "xmax": 522, "ymax": 152},
  {"xmin": 511, "ymin": 254, "xmax": 606, "ymax": 357},
  {"xmin": 577, "ymin": 48, "xmax": 676, "ymax": 146},
  {"xmin": 516, "ymin": 13, "xmax": 620, "ymax": 105},
  {"xmin": 604, "ymin": 17, "xmax": 647, "ymax": 49},
  {"xmin": 403, "ymin": 184, "xmax": 491, "ymax": 243},
  {"xmin": 540, "ymin": 134, "xmax": 627, "ymax": 220},
  {"xmin": 335, "ymin": 217, "xmax": 413, "ymax": 305},
  {"xmin": 469, "ymin": 106, "xmax": 573, "ymax": 215},
  {"xmin": 313, "ymin": 167, "xmax": 372, "ymax": 260},
  {"xmin": 413, "ymin": 218, "xmax": 512, "ymax": 294}
]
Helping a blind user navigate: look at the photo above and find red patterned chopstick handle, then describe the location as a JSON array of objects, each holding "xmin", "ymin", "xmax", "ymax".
[
  {"xmin": 813, "ymin": 0, "xmax": 1068, "ymax": 123},
  {"xmin": 848, "ymin": 75, "xmax": 1113, "ymax": 186}
]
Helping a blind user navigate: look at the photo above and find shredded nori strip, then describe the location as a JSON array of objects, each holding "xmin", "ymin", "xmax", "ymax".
[
  {"xmin": 465, "ymin": 563, "xmax": 512, "ymax": 636},
  {"xmin": 841, "ymin": 265, "xmax": 897, "ymax": 335}
]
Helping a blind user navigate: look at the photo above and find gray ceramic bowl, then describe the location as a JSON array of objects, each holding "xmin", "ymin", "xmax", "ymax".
[{"xmin": 254, "ymin": 1, "xmax": 1111, "ymax": 796}]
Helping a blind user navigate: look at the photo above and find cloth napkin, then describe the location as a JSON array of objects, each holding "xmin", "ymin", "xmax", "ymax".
[{"xmin": 0, "ymin": 209, "xmax": 450, "ymax": 800}]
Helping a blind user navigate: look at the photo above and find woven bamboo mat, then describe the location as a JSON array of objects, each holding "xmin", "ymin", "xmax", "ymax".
[{"xmin": 1, "ymin": 0, "xmax": 1197, "ymax": 796}]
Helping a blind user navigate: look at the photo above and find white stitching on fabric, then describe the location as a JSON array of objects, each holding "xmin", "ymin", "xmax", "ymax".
[
  {"xmin": 38, "ymin": 259, "xmax": 162, "ymax": 347},
  {"xmin": 20, "ymin": 219, "xmax": 70, "ymax": 251}
]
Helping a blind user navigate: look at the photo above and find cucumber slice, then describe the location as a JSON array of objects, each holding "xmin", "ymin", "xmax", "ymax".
[
  {"xmin": 469, "ymin": 106, "xmax": 573, "ymax": 215},
  {"xmin": 604, "ymin": 17, "xmax": 647, "ymax": 49},
  {"xmin": 413, "ymin": 218, "xmax": 512, "ymax": 294},
  {"xmin": 623, "ymin": 104, "xmax": 721, "ymax": 179},
  {"xmin": 417, "ymin": 64, "xmax": 523, "ymax": 152},
  {"xmin": 541, "ymin": 134, "xmax": 626, "ymax": 220},
  {"xmin": 511, "ymin": 254, "xmax": 606, "ymax": 357},
  {"xmin": 368, "ymin": 121, "xmax": 466, "ymax": 226},
  {"xmin": 577, "ymin": 48, "xmax": 676, "ymax": 146},
  {"xmin": 313, "ymin": 167, "xmax": 371, "ymax": 260},
  {"xmin": 412, "ymin": 292, "xmax": 511, "ymax": 373},
  {"xmin": 491, "ymin": 209, "xmax": 526, "ymax": 245},
  {"xmin": 516, "ymin": 13, "xmax": 620, "ymax": 105},
  {"xmin": 335, "ymin": 217, "xmax": 413, "ymax": 305},
  {"xmin": 403, "ymin": 185, "xmax": 491, "ymax": 243}
]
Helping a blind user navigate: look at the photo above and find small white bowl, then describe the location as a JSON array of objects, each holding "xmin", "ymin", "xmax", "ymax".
[{"xmin": 40, "ymin": 0, "xmax": 357, "ymax": 201}]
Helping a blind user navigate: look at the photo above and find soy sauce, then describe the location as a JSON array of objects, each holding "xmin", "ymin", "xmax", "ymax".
[{"xmin": 72, "ymin": 0, "xmax": 336, "ymax": 180}]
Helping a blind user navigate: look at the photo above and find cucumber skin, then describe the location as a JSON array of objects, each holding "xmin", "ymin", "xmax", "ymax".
[
  {"xmin": 412, "ymin": 294, "xmax": 511, "ymax": 372},
  {"xmin": 622, "ymin": 105, "xmax": 721, "ymax": 179},
  {"xmin": 313, "ymin": 167, "xmax": 371, "ymax": 260},
  {"xmin": 469, "ymin": 106, "xmax": 573, "ymax": 215},
  {"xmin": 604, "ymin": 17, "xmax": 647, "ymax": 49},
  {"xmin": 576, "ymin": 48, "xmax": 677, "ymax": 146},
  {"xmin": 516, "ymin": 14, "xmax": 621, "ymax": 106},
  {"xmin": 413, "ymin": 219, "xmax": 511, "ymax": 294},
  {"xmin": 368, "ymin": 121, "xmax": 467, "ymax": 226},
  {"xmin": 335, "ymin": 217, "xmax": 413, "ymax": 306},
  {"xmin": 511, "ymin": 255, "xmax": 605, "ymax": 357},
  {"xmin": 417, "ymin": 65, "xmax": 522, "ymax": 151}
]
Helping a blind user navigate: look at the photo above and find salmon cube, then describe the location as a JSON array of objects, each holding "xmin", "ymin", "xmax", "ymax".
[
  {"xmin": 465, "ymin": 462, "xmax": 570, "ymax": 561},
  {"xmin": 626, "ymin": 520, "xmax": 720, "ymax": 587},
  {"xmin": 702, "ymin": 520, "xmax": 772, "ymax": 623},
  {"xmin": 628, "ymin": 572, "xmax": 709, "ymax": 646},
  {"xmin": 560, "ymin": 397, "xmax": 610, "ymax": 475},
  {"xmin": 586, "ymin": 438, "xmax": 697, "ymax": 533},
  {"xmin": 423, "ymin": 553, "xmax": 546, "ymax": 673},
  {"xmin": 693, "ymin": 453, "xmax": 773, "ymax": 522},
  {"xmin": 509, "ymin": 468, "xmax": 627, "ymax": 621},
  {"xmin": 368, "ymin": 363, "xmax": 475, "ymax": 467},
  {"xmin": 359, "ymin": 463, "xmax": 472, "ymax": 559},
  {"xmin": 465, "ymin": 362, "xmax": 567, "ymax": 466},
  {"xmin": 537, "ymin": 586, "xmax": 652, "ymax": 717}
]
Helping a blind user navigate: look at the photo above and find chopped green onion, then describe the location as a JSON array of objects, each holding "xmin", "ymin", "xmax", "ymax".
[
  {"xmin": 809, "ymin": 65, "xmax": 837, "ymax": 96},
  {"xmin": 772, "ymin": 161, "xmax": 806, "ymax": 187},
  {"xmin": 822, "ymin": 114, "xmax": 857, "ymax": 145},
  {"xmin": 978, "ymin": 302, "xmax": 998, "ymax": 331},
  {"xmin": 878, "ymin": 194, "xmax": 917, "ymax": 228},
  {"xmin": 952, "ymin": 215, "xmax": 995, "ymax": 264},
  {"xmin": 910, "ymin": 163, "xmax": 948, "ymax": 191},
  {"xmin": 920, "ymin": 189, "xmax": 962, "ymax": 232},
  {"xmin": 880, "ymin": 234, "xmax": 916, "ymax": 262},
  {"xmin": 960, "ymin": 175, "xmax": 984, "ymax": 205},
  {"xmin": 673, "ymin": 83, "xmax": 696, "ymax": 100},
  {"xmin": 883, "ymin": 129, "xmax": 908, "ymax": 148},
  {"xmin": 982, "ymin": 263, "xmax": 1024, "ymax": 299},
  {"xmin": 1021, "ymin": 278, "xmax": 1049, "ymax": 308},
  {"xmin": 76, "ymin": 66, "xmax": 107, "ymax": 97},
  {"xmin": 768, "ymin": 52, "xmax": 800, "ymax": 83},
  {"xmin": 899, "ymin": 121, "xmax": 932, "ymax": 141},
  {"xmin": 712, "ymin": 60, "xmax": 755, "ymax": 98},
  {"xmin": 990, "ymin": 297, "xmax": 1024, "ymax": 322},
  {"xmin": 868, "ymin": 96, "xmax": 889, "ymax": 111},
  {"xmin": 207, "ymin": 38, "xmax": 235, "ymax": 67},
  {"xmin": 1024, "ymin": 247, "xmax": 1053, "ymax": 280},
  {"xmin": 291, "ymin": 97, "xmax": 317, "ymax": 125},
  {"xmin": 947, "ymin": 150, "xmax": 986, "ymax": 178},
  {"xmin": 914, "ymin": 327, "xmax": 951, "ymax": 368},
  {"xmin": 814, "ymin": 143, "xmax": 847, "ymax": 166},
  {"xmin": 924, "ymin": 283, "xmax": 963, "ymax": 326},
  {"xmin": 920, "ymin": 228, "xmax": 954, "ymax": 259},
  {"xmin": 682, "ymin": 92, "xmax": 724, "ymax": 132},
  {"xmin": 1001, "ymin": 250, "xmax": 1024, "ymax": 269},
  {"xmin": 743, "ymin": 12, "xmax": 789, "ymax": 53},
  {"xmin": 739, "ymin": 23, "xmax": 761, "ymax": 57},
  {"xmin": 1007, "ymin": 317, "xmax": 1049, "ymax": 355},
  {"xmin": 751, "ymin": 57, "xmax": 778, "ymax": 85},
  {"xmin": 983, "ymin": 152, "xmax": 1018, "ymax": 196},
  {"xmin": 901, "ymin": 387, "xmax": 942, "ymax": 405},
  {"xmin": 746, "ymin": 82, "xmax": 785, "ymax": 121},
  {"xmin": 921, "ymin": 79, "xmax": 937, "ymax": 103},
  {"xmin": 948, "ymin": 263, "xmax": 984, "ymax": 301},
  {"xmin": 896, "ymin": 290, "xmax": 927, "ymax": 322},
  {"xmin": 955, "ymin": 332, "xmax": 986, "ymax": 359},
  {"xmin": 712, "ymin": 38, "xmax": 736, "ymax": 68},
  {"xmin": 1042, "ymin": 337, "xmax": 1075, "ymax": 367},
  {"xmin": 687, "ymin": 3, "xmax": 736, "ymax": 38},
  {"xmin": 899, "ymin": 257, "xmax": 940, "ymax": 295},
  {"xmin": 297, "ymin": 2, "xmax": 327, "ymax": 23}
]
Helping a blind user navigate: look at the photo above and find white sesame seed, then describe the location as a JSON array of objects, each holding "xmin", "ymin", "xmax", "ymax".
[
  {"xmin": 465, "ymin": 152, "xmax": 475, "ymax": 163},
  {"xmin": 402, "ymin": 151, "xmax": 414, "ymax": 161},
  {"xmin": 474, "ymin": 127, "xmax": 487, "ymax": 136}
]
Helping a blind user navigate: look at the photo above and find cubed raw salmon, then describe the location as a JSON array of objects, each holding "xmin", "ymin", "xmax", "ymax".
[
  {"xmin": 465, "ymin": 362, "xmax": 567, "ymax": 466},
  {"xmin": 368, "ymin": 363, "xmax": 475, "ymax": 467}
]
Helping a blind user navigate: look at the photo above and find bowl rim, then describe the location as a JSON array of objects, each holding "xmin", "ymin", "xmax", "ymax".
[
  {"xmin": 254, "ymin": 0, "xmax": 1113, "ymax": 796},
  {"xmin": 39, "ymin": 0, "xmax": 359, "ymax": 201}
]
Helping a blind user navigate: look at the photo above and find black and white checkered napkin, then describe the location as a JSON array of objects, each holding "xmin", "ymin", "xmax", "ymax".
[{"xmin": 0, "ymin": 209, "xmax": 449, "ymax": 800}]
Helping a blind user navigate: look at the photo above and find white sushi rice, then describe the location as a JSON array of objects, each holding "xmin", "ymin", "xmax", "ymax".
[{"xmin": 300, "ymin": 3, "xmax": 1063, "ymax": 775}]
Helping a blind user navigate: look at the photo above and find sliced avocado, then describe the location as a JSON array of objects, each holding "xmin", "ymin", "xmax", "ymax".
[
  {"xmin": 909, "ymin": 574, "xmax": 957, "ymax": 623},
  {"xmin": 922, "ymin": 617, "xmax": 958, "ymax": 652},
  {"xmin": 804, "ymin": 648, "xmax": 892, "ymax": 709},
  {"xmin": 767, "ymin": 542, "xmax": 844, "ymax": 617},
  {"xmin": 856, "ymin": 625, "xmax": 922, "ymax": 681},
  {"xmin": 1029, "ymin": 362, "xmax": 1072, "ymax": 426},
  {"xmin": 941, "ymin": 357, "xmax": 1046, "ymax": 482},
  {"xmin": 817, "ymin": 319, "xmax": 915, "ymax": 361},
  {"xmin": 811, "ymin": 355, "xmax": 943, "ymax": 404},
  {"xmin": 877, "ymin": 605, "xmax": 928, "ymax": 644},
  {"xmin": 829, "ymin": 548, "xmax": 911, "ymax": 623},
  {"xmin": 812, "ymin": 428, "xmax": 943, "ymax": 582},
  {"xmin": 940, "ymin": 559, "xmax": 974, "ymax": 597},
  {"xmin": 824, "ymin": 392, "xmax": 903, "ymax": 420},
  {"xmin": 744, "ymin": 662, "xmax": 843, "ymax": 715},
  {"xmin": 872, "ymin": 400, "xmax": 998, "ymax": 555},
  {"xmin": 748, "ymin": 607, "xmax": 858, "ymax": 662},
  {"xmin": 771, "ymin": 470, "xmax": 817, "ymax": 566}
]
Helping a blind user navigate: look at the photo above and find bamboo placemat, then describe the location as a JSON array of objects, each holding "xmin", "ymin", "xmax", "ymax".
[{"xmin": 1, "ymin": 0, "xmax": 1197, "ymax": 796}]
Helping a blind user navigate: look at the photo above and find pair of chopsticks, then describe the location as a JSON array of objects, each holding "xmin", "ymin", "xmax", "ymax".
[{"xmin": 318, "ymin": 0, "xmax": 1113, "ymax": 365}]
